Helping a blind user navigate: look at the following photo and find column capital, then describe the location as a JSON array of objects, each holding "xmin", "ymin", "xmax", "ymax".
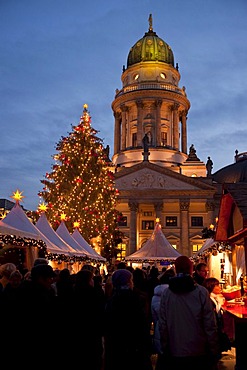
[
  {"xmin": 120, "ymin": 105, "xmax": 128, "ymax": 112},
  {"xmin": 154, "ymin": 202, "xmax": 164, "ymax": 212},
  {"xmin": 171, "ymin": 102, "xmax": 179, "ymax": 111},
  {"xmin": 114, "ymin": 111, "xmax": 121, "ymax": 119},
  {"xmin": 180, "ymin": 110, "xmax": 188, "ymax": 118},
  {"xmin": 136, "ymin": 100, "xmax": 143, "ymax": 108},
  {"xmin": 155, "ymin": 99, "xmax": 162, "ymax": 108},
  {"xmin": 205, "ymin": 200, "xmax": 215, "ymax": 212},
  {"xmin": 128, "ymin": 201, "xmax": 139, "ymax": 212},
  {"xmin": 180, "ymin": 199, "xmax": 190, "ymax": 211}
]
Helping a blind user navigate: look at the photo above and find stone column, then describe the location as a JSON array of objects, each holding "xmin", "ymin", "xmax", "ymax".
[
  {"xmin": 155, "ymin": 99, "xmax": 162, "ymax": 146},
  {"xmin": 181, "ymin": 110, "xmax": 187, "ymax": 154},
  {"xmin": 154, "ymin": 202, "xmax": 163, "ymax": 223},
  {"xmin": 136, "ymin": 100, "xmax": 144, "ymax": 147},
  {"xmin": 172, "ymin": 103, "xmax": 179, "ymax": 150},
  {"xmin": 128, "ymin": 201, "xmax": 138, "ymax": 255},
  {"xmin": 180, "ymin": 199, "xmax": 190, "ymax": 255},
  {"xmin": 114, "ymin": 111, "xmax": 121, "ymax": 154},
  {"xmin": 120, "ymin": 105, "xmax": 128, "ymax": 150}
]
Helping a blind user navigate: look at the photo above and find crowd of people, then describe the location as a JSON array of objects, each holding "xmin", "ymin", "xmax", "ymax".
[{"xmin": 0, "ymin": 256, "xmax": 231, "ymax": 369}]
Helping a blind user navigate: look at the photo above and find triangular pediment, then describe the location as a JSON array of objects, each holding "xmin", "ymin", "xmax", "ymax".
[{"xmin": 114, "ymin": 162, "xmax": 215, "ymax": 191}]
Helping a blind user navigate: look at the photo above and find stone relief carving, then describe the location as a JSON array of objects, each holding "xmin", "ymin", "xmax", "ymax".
[
  {"xmin": 130, "ymin": 171, "xmax": 165, "ymax": 188},
  {"xmin": 117, "ymin": 170, "xmax": 200, "ymax": 190}
]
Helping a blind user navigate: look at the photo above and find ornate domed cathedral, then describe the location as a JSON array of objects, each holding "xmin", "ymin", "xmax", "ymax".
[{"xmin": 111, "ymin": 15, "xmax": 218, "ymax": 258}]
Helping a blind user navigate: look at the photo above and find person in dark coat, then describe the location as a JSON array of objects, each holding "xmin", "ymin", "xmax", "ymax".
[
  {"xmin": 193, "ymin": 262, "xmax": 209, "ymax": 285},
  {"xmin": 2, "ymin": 264, "xmax": 58, "ymax": 364},
  {"xmin": 104, "ymin": 269, "xmax": 153, "ymax": 370},
  {"xmin": 132, "ymin": 267, "xmax": 150, "ymax": 321},
  {"xmin": 69, "ymin": 269, "xmax": 104, "ymax": 370},
  {"xmin": 56, "ymin": 267, "xmax": 74, "ymax": 304}
]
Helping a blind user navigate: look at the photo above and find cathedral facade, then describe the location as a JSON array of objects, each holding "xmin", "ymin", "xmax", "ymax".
[{"xmin": 111, "ymin": 15, "xmax": 218, "ymax": 259}]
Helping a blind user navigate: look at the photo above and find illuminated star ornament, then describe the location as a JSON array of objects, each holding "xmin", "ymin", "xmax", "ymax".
[
  {"xmin": 73, "ymin": 221, "xmax": 80, "ymax": 228},
  {"xmin": 60, "ymin": 212, "xmax": 67, "ymax": 221},
  {"xmin": 38, "ymin": 202, "xmax": 48, "ymax": 212},
  {"xmin": 11, "ymin": 189, "xmax": 25, "ymax": 204}
]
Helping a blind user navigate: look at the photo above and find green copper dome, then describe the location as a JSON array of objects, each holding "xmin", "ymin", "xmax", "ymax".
[{"xmin": 127, "ymin": 15, "xmax": 174, "ymax": 68}]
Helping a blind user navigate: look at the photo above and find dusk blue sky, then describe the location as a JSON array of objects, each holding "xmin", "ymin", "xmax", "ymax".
[{"xmin": 1, "ymin": 0, "xmax": 247, "ymax": 210}]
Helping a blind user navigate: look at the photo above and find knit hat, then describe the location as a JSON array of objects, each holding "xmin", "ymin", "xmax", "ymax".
[
  {"xmin": 111, "ymin": 269, "xmax": 132, "ymax": 288},
  {"xmin": 175, "ymin": 255, "xmax": 193, "ymax": 274}
]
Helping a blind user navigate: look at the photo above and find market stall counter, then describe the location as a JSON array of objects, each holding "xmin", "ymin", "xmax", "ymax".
[{"xmin": 224, "ymin": 300, "xmax": 247, "ymax": 370}]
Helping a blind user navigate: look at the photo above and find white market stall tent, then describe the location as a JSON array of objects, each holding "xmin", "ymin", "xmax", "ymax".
[
  {"xmin": 0, "ymin": 219, "xmax": 39, "ymax": 240},
  {"xmin": 72, "ymin": 228, "xmax": 106, "ymax": 262},
  {"xmin": 35, "ymin": 212, "xmax": 85, "ymax": 258},
  {"xmin": 196, "ymin": 237, "xmax": 216, "ymax": 256},
  {"xmin": 125, "ymin": 221, "xmax": 181, "ymax": 264},
  {"xmin": 1, "ymin": 202, "xmax": 67, "ymax": 268},
  {"xmin": 56, "ymin": 220, "xmax": 94, "ymax": 259},
  {"xmin": 56, "ymin": 220, "xmax": 104, "ymax": 272}
]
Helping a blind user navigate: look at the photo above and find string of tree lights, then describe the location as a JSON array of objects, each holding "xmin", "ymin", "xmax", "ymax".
[{"xmin": 39, "ymin": 104, "xmax": 120, "ymax": 258}]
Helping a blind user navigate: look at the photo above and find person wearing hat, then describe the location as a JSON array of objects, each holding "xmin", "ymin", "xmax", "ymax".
[
  {"xmin": 159, "ymin": 256, "xmax": 220, "ymax": 370},
  {"xmin": 104, "ymin": 269, "xmax": 153, "ymax": 370}
]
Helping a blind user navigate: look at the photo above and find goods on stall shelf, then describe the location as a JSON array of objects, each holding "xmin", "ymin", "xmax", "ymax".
[{"xmin": 222, "ymin": 285, "xmax": 241, "ymax": 300}]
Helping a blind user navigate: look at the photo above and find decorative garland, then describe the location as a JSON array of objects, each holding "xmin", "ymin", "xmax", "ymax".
[
  {"xmin": 192, "ymin": 241, "xmax": 232, "ymax": 261},
  {"xmin": 0, "ymin": 234, "xmax": 47, "ymax": 249},
  {"xmin": 0, "ymin": 234, "xmax": 104, "ymax": 264}
]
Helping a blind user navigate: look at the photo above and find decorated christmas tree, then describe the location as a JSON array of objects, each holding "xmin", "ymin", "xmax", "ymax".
[{"xmin": 39, "ymin": 104, "xmax": 119, "ymax": 257}]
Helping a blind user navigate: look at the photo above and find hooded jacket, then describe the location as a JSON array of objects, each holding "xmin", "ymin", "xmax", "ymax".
[
  {"xmin": 151, "ymin": 283, "xmax": 169, "ymax": 353},
  {"xmin": 159, "ymin": 273, "xmax": 219, "ymax": 358}
]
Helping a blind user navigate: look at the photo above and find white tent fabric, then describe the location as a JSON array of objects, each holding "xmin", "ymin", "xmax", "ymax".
[
  {"xmin": 235, "ymin": 245, "xmax": 246, "ymax": 283},
  {"xmin": 56, "ymin": 221, "xmax": 94, "ymax": 260},
  {"xmin": 1, "ymin": 202, "xmax": 65, "ymax": 255},
  {"xmin": 196, "ymin": 238, "xmax": 216, "ymax": 256},
  {"xmin": 72, "ymin": 228, "xmax": 106, "ymax": 262},
  {"xmin": 125, "ymin": 222, "xmax": 181, "ymax": 262},
  {"xmin": 35, "ymin": 212, "xmax": 79, "ymax": 257},
  {"xmin": 0, "ymin": 220, "xmax": 39, "ymax": 240}
]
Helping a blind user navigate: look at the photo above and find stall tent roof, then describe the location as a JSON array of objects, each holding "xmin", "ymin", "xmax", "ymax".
[
  {"xmin": 1, "ymin": 202, "xmax": 65, "ymax": 255},
  {"xmin": 72, "ymin": 228, "xmax": 106, "ymax": 262},
  {"xmin": 0, "ymin": 219, "xmax": 39, "ymax": 240},
  {"xmin": 125, "ymin": 222, "xmax": 181, "ymax": 262},
  {"xmin": 195, "ymin": 237, "xmax": 216, "ymax": 256},
  {"xmin": 35, "ymin": 212, "xmax": 84, "ymax": 257},
  {"xmin": 56, "ymin": 220, "xmax": 96, "ymax": 260}
]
